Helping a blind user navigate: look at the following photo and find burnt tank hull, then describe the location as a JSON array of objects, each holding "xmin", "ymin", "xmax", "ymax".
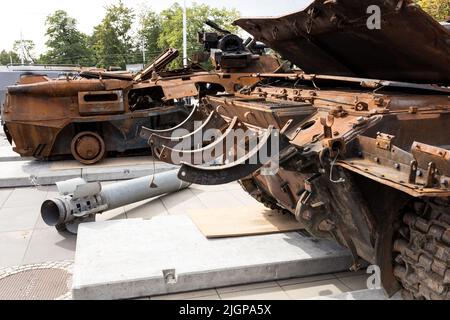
[
  {"xmin": 148, "ymin": 0, "xmax": 450, "ymax": 299},
  {"xmin": 158, "ymin": 74, "xmax": 450, "ymax": 299},
  {"xmin": 203, "ymin": 80, "xmax": 450, "ymax": 299}
]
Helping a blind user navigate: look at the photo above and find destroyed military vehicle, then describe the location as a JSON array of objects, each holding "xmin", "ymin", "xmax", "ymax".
[
  {"xmin": 1, "ymin": 25, "xmax": 280, "ymax": 164},
  {"xmin": 146, "ymin": 0, "xmax": 450, "ymax": 300}
]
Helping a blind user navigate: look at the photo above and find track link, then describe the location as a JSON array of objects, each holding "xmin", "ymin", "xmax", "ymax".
[
  {"xmin": 239, "ymin": 177, "xmax": 290, "ymax": 214},
  {"xmin": 393, "ymin": 198, "xmax": 450, "ymax": 300}
]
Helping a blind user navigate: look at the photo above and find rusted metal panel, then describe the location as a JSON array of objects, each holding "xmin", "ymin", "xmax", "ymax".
[
  {"xmin": 78, "ymin": 91, "xmax": 125, "ymax": 116},
  {"xmin": 161, "ymin": 82, "xmax": 199, "ymax": 101},
  {"xmin": 235, "ymin": 0, "xmax": 450, "ymax": 84}
]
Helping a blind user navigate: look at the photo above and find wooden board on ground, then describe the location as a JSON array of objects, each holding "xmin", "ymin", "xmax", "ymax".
[{"xmin": 188, "ymin": 205, "xmax": 304, "ymax": 239}]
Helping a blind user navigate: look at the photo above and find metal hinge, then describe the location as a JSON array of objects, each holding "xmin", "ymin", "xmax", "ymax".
[{"xmin": 376, "ymin": 133, "xmax": 395, "ymax": 151}]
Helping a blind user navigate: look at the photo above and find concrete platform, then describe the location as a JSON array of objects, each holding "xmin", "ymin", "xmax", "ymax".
[
  {"xmin": 72, "ymin": 215, "xmax": 352, "ymax": 300},
  {"xmin": 0, "ymin": 156, "xmax": 176, "ymax": 188},
  {"xmin": 0, "ymin": 146, "xmax": 24, "ymax": 161}
]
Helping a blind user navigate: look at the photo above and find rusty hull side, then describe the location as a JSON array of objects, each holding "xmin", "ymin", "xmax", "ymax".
[
  {"xmin": 2, "ymin": 70, "xmax": 272, "ymax": 160},
  {"xmin": 3, "ymin": 78, "xmax": 173, "ymax": 158},
  {"xmin": 151, "ymin": 0, "xmax": 450, "ymax": 299},
  {"xmin": 175, "ymin": 76, "xmax": 450, "ymax": 298},
  {"xmin": 3, "ymin": 79, "xmax": 121, "ymax": 158},
  {"xmin": 209, "ymin": 82, "xmax": 449, "ymax": 219}
]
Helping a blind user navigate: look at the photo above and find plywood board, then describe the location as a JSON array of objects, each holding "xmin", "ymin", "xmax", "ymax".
[{"xmin": 188, "ymin": 205, "xmax": 304, "ymax": 238}]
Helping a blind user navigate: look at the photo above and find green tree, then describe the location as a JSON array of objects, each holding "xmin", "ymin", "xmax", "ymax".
[
  {"xmin": 417, "ymin": 0, "xmax": 450, "ymax": 21},
  {"xmin": 13, "ymin": 40, "xmax": 36, "ymax": 64},
  {"xmin": 91, "ymin": 0, "xmax": 136, "ymax": 69},
  {"xmin": 39, "ymin": 10, "xmax": 94, "ymax": 66},
  {"xmin": 137, "ymin": 6, "xmax": 163, "ymax": 64},
  {"xmin": 158, "ymin": 2, "xmax": 240, "ymax": 68},
  {"xmin": 0, "ymin": 50, "xmax": 20, "ymax": 65}
]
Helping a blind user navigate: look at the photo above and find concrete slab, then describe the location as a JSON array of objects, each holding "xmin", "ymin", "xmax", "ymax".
[
  {"xmin": 72, "ymin": 215, "xmax": 352, "ymax": 300},
  {"xmin": 0, "ymin": 161, "xmax": 44, "ymax": 188},
  {"xmin": 0, "ymin": 146, "xmax": 23, "ymax": 161},
  {"xmin": 0, "ymin": 157, "xmax": 176, "ymax": 188},
  {"xmin": 311, "ymin": 288, "xmax": 403, "ymax": 300}
]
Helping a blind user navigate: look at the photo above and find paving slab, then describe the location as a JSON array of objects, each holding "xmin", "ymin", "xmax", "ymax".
[
  {"xmin": 0, "ymin": 206, "xmax": 41, "ymax": 232},
  {"xmin": 161, "ymin": 189, "xmax": 206, "ymax": 215},
  {"xmin": 0, "ymin": 188, "xmax": 13, "ymax": 207},
  {"xmin": 124, "ymin": 198, "xmax": 168, "ymax": 220},
  {"xmin": 0, "ymin": 230, "xmax": 32, "ymax": 268},
  {"xmin": 151, "ymin": 289, "xmax": 220, "ymax": 300},
  {"xmin": 22, "ymin": 228, "xmax": 77, "ymax": 265},
  {"xmin": 72, "ymin": 215, "xmax": 352, "ymax": 300},
  {"xmin": 311, "ymin": 288, "xmax": 403, "ymax": 300},
  {"xmin": 337, "ymin": 274, "xmax": 371, "ymax": 291},
  {"xmin": 0, "ymin": 157, "xmax": 176, "ymax": 188},
  {"xmin": 2, "ymin": 188, "xmax": 48, "ymax": 208},
  {"xmin": 219, "ymin": 285, "xmax": 290, "ymax": 300},
  {"xmin": 282, "ymin": 278, "xmax": 351, "ymax": 299}
]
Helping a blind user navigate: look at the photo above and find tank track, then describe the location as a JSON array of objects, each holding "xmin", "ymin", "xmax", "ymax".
[
  {"xmin": 393, "ymin": 198, "xmax": 450, "ymax": 300},
  {"xmin": 238, "ymin": 177, "xmax": 290, "ymax": 214}
]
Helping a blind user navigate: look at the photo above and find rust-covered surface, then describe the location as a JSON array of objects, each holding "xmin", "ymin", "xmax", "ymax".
[
  {"xmin": 2, "ymin": 35, "xmax": 280, "ymax": 164},
  {"xmin": 148, "ymin": 1, "xmax": 450, "ymax": 299},
  {"xmin": 235, "ymin": 0, "xmax": 450, "ymax": 83}
]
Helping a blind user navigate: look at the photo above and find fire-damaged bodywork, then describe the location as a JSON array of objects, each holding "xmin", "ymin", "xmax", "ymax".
[
  {"xmin": 235, "ymin": 0, "xmax": 450, "ymax": 83},
  {"xmin": 149, "ymin": 1, "xmax": 450, "ymax": 299},
  {"xmin": 2, "ymin": 30, "xmax": 280, "ymax": 164}
]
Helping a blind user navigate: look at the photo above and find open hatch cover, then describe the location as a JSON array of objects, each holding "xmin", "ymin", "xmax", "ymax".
[{"xmin": 235, "ymin": 0, "xmax": 450, "ymax": 84}]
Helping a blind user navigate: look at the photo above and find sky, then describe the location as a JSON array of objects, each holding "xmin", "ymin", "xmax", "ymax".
[{"xmin": 0, "ymin": 0, "xmax": 312, "ymax": 55}]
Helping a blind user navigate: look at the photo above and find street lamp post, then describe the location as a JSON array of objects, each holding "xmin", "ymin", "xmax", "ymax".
[
  {"xmin": 142, "ymin": 38, "xmax": 146, "ymax": 66},
  {"xmin": 183, "ymin": 0, "xmax": 188, "ymax": 68}
]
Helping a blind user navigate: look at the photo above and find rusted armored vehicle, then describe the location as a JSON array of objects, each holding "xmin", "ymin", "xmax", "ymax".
[
  {"xmin": 146, "ymin": 0, "xmax": 450, "ymax": 299},
  {"xmin": 1, "ymin": 27, "xmax": 280, "ymax": 164}
]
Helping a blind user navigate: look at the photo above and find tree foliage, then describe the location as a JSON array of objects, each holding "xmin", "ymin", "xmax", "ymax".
[
  {"xmin": 0, "ymin": 1, "xmax": 241, "ymax": 69},
  {"xmin": 417, "ymin": 0, "xmax": 450, "ymax": 21},
  {"xmin": 40, "ymin": 10, "xmax": 94, "ymax": 66},
  {"xmin": 137, "ymin": 6, "xmax": 163, "ymax": 64},
  {"xmin": 0, "ymin": 50, "xmax": 20, "ymax": 65},
  {"xmin": 91, "ymin": 0, "xmax": 136, "ymax": 68}
]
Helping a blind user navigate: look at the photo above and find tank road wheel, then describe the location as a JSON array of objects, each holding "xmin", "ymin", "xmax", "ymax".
[
  {"xmin": 70, "ymin": 131, "xmax": 106, "ymax": 165},
  {"xmin": 392, "ymin": 198, "xmax": 450, "ymax": 300}
]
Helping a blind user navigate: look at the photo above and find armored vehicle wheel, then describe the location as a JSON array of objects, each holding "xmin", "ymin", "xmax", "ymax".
[
  {"xmin": 393, "ymin": 198, "xmax": 450, "ymax": 300},
  {"xmin": 70, "ymin": 131, "xmax": 106, "ymax": 165}
]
